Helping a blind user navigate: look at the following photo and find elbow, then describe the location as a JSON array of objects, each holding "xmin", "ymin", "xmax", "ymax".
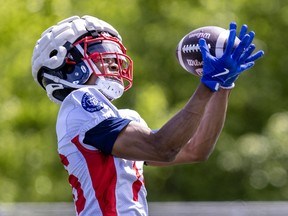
[
  {"xmin": 191, "ymin": 150, "xmax": 213, "ymax": 162},
  {"xmin": 186, "ymin": 143, "xmax": 215, "ymax": 162},
  {"xmin": 195, "ymin": 153, "xmax": 211, "ymax": 162},
  {"xmin": 189, "ymin": 139, "xmax": 217, "ymax": 162}
]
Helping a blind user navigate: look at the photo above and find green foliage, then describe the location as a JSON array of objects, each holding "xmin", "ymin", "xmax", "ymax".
[{"xmin": 0, "ymin": 0, "xmax": 288, "ymax": 202}]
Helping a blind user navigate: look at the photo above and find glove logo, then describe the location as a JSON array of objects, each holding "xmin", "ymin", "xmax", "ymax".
[
  {"xmin": 212, "ymin": 68, "xmax": 230, "ymax": 78},
  {"xmin": 81, "ymin": 92, "xmax": 104, "ymax": 112}
]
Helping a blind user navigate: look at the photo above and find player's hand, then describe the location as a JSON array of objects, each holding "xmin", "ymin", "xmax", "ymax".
[
  {"xmin": 199, "ymin": 22, "xmax": 264, "ymax": 92},
  {"xmin": 220, "ymin": 23, "xmax": 264, "ymax": 89}
]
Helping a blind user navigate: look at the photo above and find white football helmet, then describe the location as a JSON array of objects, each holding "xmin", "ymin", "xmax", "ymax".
[{"xmin": 32, "ymin": 15, "xmax": 133, "ymax": 104}]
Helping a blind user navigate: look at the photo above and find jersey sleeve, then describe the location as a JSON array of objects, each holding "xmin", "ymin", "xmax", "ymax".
[
  {"xmin": 83, "ymin": 117, "xmax": 131, "ymax": 154},
  {"xmin": 58, "ymin": 87, "xmax": 147, "ymax": 155}
]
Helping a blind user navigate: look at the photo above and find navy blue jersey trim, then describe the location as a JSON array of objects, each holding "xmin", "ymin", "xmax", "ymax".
[{"xmin": 83, "ymin": 117, "xmax": 131, "ymax": 154}]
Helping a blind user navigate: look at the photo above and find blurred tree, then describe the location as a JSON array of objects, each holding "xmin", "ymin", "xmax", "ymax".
[{"xmin": 0, "ymin": 0, "xmax": 287, "ymax": 202}]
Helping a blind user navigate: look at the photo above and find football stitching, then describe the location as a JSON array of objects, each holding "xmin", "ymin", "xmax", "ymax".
[{"xmin": 182, "ymin": 43, "xmax": 211, "ymax": 53}]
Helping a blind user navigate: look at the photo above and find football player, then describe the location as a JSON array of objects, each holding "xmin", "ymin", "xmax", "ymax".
[{"xmin": 32, "ymin": 15, "xmax": 264, "ymax": 216}]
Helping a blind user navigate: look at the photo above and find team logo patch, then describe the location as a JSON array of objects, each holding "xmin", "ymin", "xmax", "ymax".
[{"xmin": 81, "ymin": 92, "xmax": 104, "ymax": 112}]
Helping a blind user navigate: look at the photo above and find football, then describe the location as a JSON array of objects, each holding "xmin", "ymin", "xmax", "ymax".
[{"xmin": 176, "ymin": 26, "xmax": 239, "ymax": 76}]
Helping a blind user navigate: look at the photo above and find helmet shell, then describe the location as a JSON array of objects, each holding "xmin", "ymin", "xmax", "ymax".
[{"xmin": 31, "ymin": 15, "xmax": 128, "ymax": 104}]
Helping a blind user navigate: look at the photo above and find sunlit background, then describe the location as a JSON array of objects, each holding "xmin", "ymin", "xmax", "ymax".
[{"xmin": 0, "ymin": 0, "xmax": 288, "ymax": 204}]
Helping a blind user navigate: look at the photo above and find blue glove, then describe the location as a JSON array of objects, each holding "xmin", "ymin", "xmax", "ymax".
[
  {"xmin": 199, "ymin": 22, "xmax": 264, "ymax": 91},
  {"xmin": 221, "ymin": 23, "xmax": 265, "ymax": 89}
]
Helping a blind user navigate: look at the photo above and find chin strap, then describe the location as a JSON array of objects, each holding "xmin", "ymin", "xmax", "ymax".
[{"xmin": 95, "ymin": 78, "xmax": 124, "ymax": 100}]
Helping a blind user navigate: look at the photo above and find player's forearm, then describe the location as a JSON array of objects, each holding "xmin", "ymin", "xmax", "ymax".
[
  {"xmin": 153, "ymin": 83, "xmax": 214, "ymax": 161},
  {"xmin": 182, "ymin": 88, "xmax": 230, "ymax": 162},
  {"xmin": 148, "ymin": 88, "xmax": 230, "ymax": 166}
]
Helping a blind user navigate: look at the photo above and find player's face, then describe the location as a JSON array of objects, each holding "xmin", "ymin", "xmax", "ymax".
[
  {"xmin": 81, "ymin": 37, "xmax": 133, "ymax": 90},
  {"xmin": 96, "ymin": 57, "xmax": 119, "ymax": 74},
  {"xmin": 85, "ymin": 57, "xmax": 120, "ymax": 85}
]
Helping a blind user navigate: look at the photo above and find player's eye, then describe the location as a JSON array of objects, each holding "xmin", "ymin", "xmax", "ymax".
[
  {"xmin": 90, "ymin": 52, "xmax": 101, "ymax": 63},
  {"xmin": 103, "ymin": 58, "xmax": 117, "ymax": 64}
]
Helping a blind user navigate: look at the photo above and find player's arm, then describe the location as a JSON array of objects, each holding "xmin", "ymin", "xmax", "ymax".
[
  {"xmin": 112, "ymin": 83, "xmax": 214, "ymax": 162},
  {"xmin": 145, "ymin": 88, "xmax": 230, "ymax": 166}
]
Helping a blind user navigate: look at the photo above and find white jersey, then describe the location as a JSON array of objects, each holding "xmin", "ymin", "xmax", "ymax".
[{"xmin": 56, "ymin": 86, "xmax": 148, "ymax": 216}]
